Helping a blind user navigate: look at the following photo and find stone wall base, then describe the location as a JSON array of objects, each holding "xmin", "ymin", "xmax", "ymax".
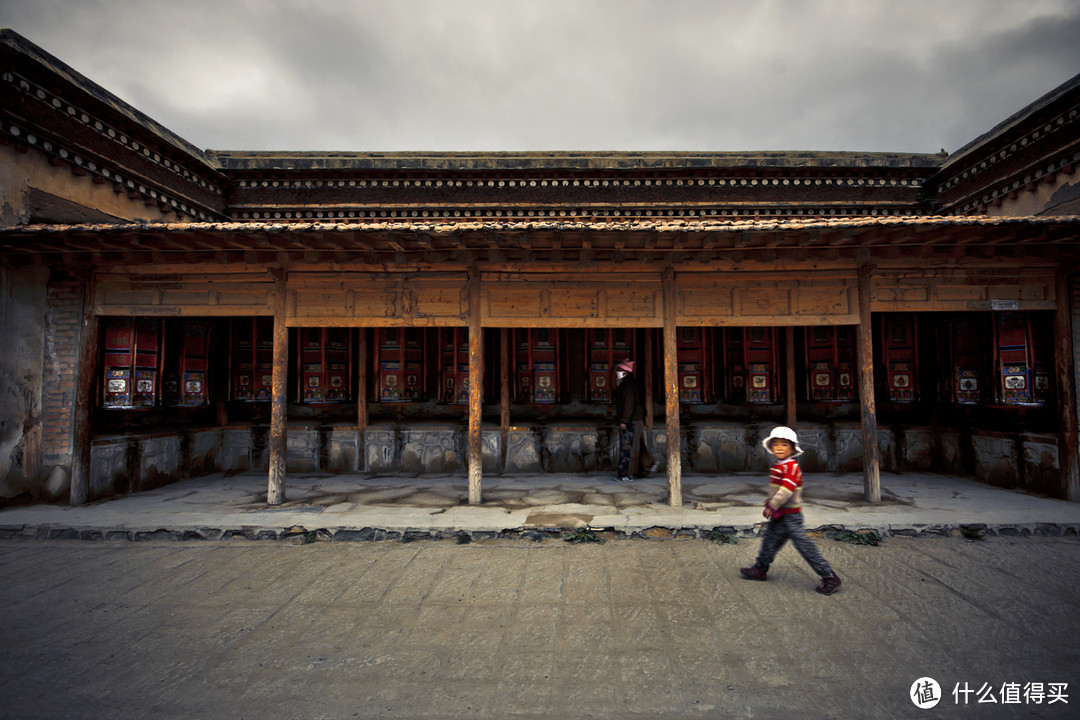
[{"xmin": 87, "ymin": 422, "xmax": 1061, "ymax": 499}]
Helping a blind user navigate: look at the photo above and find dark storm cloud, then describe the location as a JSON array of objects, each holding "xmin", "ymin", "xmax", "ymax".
[
  {"xmin": 2, "ymin": 0, "xmax": 1078, "ymax": 153},
  {"xmin": 927, "ymin": 8, "xmax": 1080, "ymax": 150}
]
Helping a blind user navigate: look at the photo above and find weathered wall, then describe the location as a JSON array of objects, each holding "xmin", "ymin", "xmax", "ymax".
[
  {"xmin": 0, "ymin": 146, "xmax": 31, "ymax": 225},
  {"xmin": 1071, "ymin": 273, "xmax": 1080, "ymax": 501},
  {"xmin": 987, "ymin": 168, "xmax": 1080, "ymax": 216},
  {"xmin": 0, "ymin": 265, "xmax": 48, "ymax": 500},
  {"xmin": 36, "ymin": 271, "xmax": 87, "ymax": 501},
  {"xmin": 1, "ymin": 144, "xmax": 174, "ymax": 224}
]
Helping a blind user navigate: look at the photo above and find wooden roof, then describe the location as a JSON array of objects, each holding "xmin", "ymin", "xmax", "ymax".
[{"xmin": 2, "ymin": 215, "xmax": 1078, "ymax": 267}]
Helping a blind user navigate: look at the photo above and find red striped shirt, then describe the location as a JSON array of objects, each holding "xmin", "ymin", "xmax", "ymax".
[{"xmin": 769, "ymin": 458, "xmax": 803, "ymax": 516}]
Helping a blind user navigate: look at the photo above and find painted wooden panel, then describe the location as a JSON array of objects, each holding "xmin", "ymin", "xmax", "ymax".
[
  {"xmin": 737, "ymin": 287, "xmax": 791, "ymax": 316},
  {"xmin": 552, "ymin": 286, "xmax": 599, "ymax": 318},
  {"xmin": 160, "ymin": 290, "xmax": 211, "ymax": 306},
  {"xmin": 293, "ymin": 289, "xmax": 355, "ymax": 318},
  {"xmin": 101, "ymin": 288, "xmax": 156, "ymax": 306},
  {"xmin": 350, "ymin": 291, "xmax": 393, "ymax": 318},
  {"xmin": 217, "ymin": 288, "xmax": 271, "ymax": 306},
  {"xmin": 482, "ymin": 273, "xmax": 662, "ymax": 326},
  {"xmin": 288, "ymin": 273, "xmax": 467, "ymax": 325},
  {"xmin": 871, "ymin": 269, "xmax": 1056, "ymax": 311},
  {"xmin": 798, "ymin": 284, "xmax": 853, "ymax": 315},
  {"xmin": 606, "ymin": 288, "xmax": 659, "ymax": 318},
  {"xmin": 875, "ymin": 283, "xmax": 930, "ymax": 304},
  {"xmin": 485, "ymin": 287, "xmax": 543, "ymax": 318},
  {"xmin": 935, "ymin": 283, "xmax": 986, "ymax": 302},
  {"xmin": 677, "ymin": 285, "xmax": 733, "ymax": 318},
  {"xmin": 412, "ymin": 280, "xmax": 467, "ymax": 319},
  {"xmin": 676, "ymin": 272, "xmax": 857, "ymax": 325},
  {"xmin": 95, "ymin": 273, "xmax": 275, "ymax": 316}
]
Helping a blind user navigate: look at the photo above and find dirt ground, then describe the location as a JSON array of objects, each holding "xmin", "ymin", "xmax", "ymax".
[{"xmin": 1, "ymin": 535, "xmax": 1077, "ymax": 719}]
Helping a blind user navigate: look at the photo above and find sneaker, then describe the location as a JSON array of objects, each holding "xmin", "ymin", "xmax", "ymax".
[
  {"xmin": 649, "ymin": 462, "xmax": 660, "ymax": 473},
  {"xmin": 613, "ymin": 475, "xmax": 633, "ymax": 482},
  {"xmin": 816, "ymin": 573, "xmax": 842, "ymax": 595},
  {"xmin": 739, "ymin": 566, "xmax": 767, "ymax": 581}
]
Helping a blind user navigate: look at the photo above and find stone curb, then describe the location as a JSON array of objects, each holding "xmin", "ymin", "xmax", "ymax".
[{"xmin": 2, "ymin": 522, "xmax": 1078, "ymax": 543}]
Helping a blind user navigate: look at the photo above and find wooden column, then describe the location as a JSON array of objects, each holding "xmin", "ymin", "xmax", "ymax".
[
  {"xmin": 357, "ymin": 328, "xmax": 368, "ymax": 469},
  {"xmin": 70, "ymin": 272, "xmax": 98, "ymax": 506},
  {"xmin": 468, "ymin": 269, "xmax": 484, "ymax": 504},
  {"xmin": 500, "ymin": 327, "xmax": 510, "ymax": 468},
  {"xmin": 662, "ymin": 268, "xmax": 682, "ymax": 506},
  {"xmin": 1054, "ymin": 269, "xmax": 1079, "ymax": 501},
  {"xmin": 215, "ymin": 395, "xmax": 228, "ymax": 427},
  {"xmin": 857, "ymin": 264, "xmax": 881, "ymax": 503},
  {"xmin": 785, "ymin": 326, "xmax": 797, "ymax": 427},
  {"xmin": 644, "ymin": 328, "xmax": 655, "ymax": 431},
  {"xmin": 214, "ymin": 317, "xmax": 229, "ymax": 427},
  {"xmin": 267, "ymin": 271, "xmax": 288, "ymax": 506}
]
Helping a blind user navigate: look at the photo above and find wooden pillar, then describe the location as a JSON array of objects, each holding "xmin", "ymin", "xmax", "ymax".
[
  {"xmin": 267, "ymin": 271, "xmax": 288, "ymax": 506},
  {"xmin": 644, "ymin": 328, "xmax": 655, "ymax": 431},
  {"xmin": 70, "ymin": 272, "xmax": 98, "ymax": 506},
  {"xmin": 662, "ymin": 268, "xmax": 682, "ymax": 506},
  {"xmin": 784, "ymin": 326, "xmax": 797, "ymax": 427},
  {"xmin": 857, "ymin": 264, "xmax": 881, "ymax": 503},
  {"xmin": 215, "ymin": 394, "xmax": 228, "ymax": 427},
  {"xmin": 468, "ymin": 269, "xmax": 484, "ymax": 504},
  {"xmin": 1054, "ymin": 269, "xmax": 1079, "ymax": 501},
  {"xmin": 357, "ymin": 328, "xmax": 368, "ymax": 469},
  {"xmin": 500, "ymin": 327, "xmax": 510, "ymax": 468}
]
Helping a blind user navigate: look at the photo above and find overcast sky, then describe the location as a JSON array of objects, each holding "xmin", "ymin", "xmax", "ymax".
[{"xmin": 3, "ymin": 0, "xmax": 1079, "ymax": 154}]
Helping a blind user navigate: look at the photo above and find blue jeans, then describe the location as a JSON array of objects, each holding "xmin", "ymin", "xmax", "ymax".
[{"xmin": 754, "ymin": 512, "xmax": 835, "ymax": 579}]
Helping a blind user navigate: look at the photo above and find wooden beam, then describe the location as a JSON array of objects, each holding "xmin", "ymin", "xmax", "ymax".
[
  {"xmin": 662, "ymin": 267, "xmax": 682, "ymax": 506},
  {"xmin": 267, "ymin": 269, "xmax": 288, "ymax": 505},
  {"xmin": 856, "ymin": 264, "xmax": 881, "ymax": 503},
  {"xmin": 1054, "ymin": 269, "xmax": 1080, "ymax": 500},
  {"xmin": 468, "ymin": 268, "xmax": 484, "ymax": 504},
  {"xmin": 69, "ymin": 272, "xmax": 99, "ymax": 506}
]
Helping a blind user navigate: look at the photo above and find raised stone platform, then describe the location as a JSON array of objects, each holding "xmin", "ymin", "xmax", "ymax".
[
  {"xmin": 87, "ymin": 421, "xmax": 1061, "ymax": 501},
  {"xmin": 4, "ymin": 471, "xmax": 1079, "ymax": 543}
]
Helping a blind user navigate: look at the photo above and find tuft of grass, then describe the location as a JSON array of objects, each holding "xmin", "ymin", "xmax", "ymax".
[
  {"xmin": 454, "ymin": 531, "xmax": 472, "ymax": 544},
  {"xmin": 708, "ymin": 530, "xmax": 738, "ymax": 545},
  {"xmin": 961, "ymin": 526, "xmax": 984, "ymax": 541},
  {"xmin": 564, "ymin": 528, "xmax": 604, "ymax": 544},
  {"xmin": 835, "ymin": 530, "xmax": 883, "ymax": 546},
  {"xmin": 303, "ymin": 530, "xmax": 318, "ymax": 544}
]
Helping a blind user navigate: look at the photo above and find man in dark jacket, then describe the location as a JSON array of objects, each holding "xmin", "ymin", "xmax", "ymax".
[{"xmin": 614, "ymin": 359, "xmax": 656, "ymax": 481}]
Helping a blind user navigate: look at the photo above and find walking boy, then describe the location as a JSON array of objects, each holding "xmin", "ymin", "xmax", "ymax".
[{"xmin": 740, "ymin": 426, "xmax": 842, "ymax": 595}]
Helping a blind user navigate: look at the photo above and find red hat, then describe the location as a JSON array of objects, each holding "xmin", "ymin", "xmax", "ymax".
[{"xmin": 617, "ymin": 359, "xmax": 635, "ymax": 374}]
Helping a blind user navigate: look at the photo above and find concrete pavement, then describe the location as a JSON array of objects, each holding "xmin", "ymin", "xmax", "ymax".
[
  {"xmin": 1, "ymin": 535, "xmax": 1078, "ymax": 719},
  {"xmin": 1, "ymin": 470, "xmax": 1079, "ymax": 542}
]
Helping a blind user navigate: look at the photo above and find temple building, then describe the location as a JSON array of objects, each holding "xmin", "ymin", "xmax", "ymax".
[{"xmin": 1, "ymin": 29, "xmax": 1078, "ymax": 508}]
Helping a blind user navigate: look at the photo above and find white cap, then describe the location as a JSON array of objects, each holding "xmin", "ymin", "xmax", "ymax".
[{"xmin": 762, "ymin": 426, "xmax": 804, "ymax": 457}]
